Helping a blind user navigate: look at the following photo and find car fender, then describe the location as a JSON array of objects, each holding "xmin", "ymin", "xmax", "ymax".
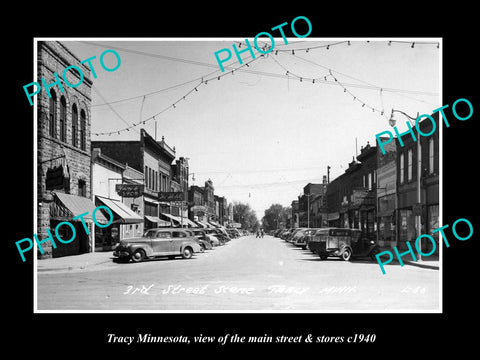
[
  {"xmin": 181, "ymin": 241, "xmax": 201, "ymax": 253},
  {"xmin": 340, "ymin": 244, "xmax": 352, "ymax": 255},
  {"xmin": 129, "ymin": 243, "xmax": 154, "ymax": 257}
]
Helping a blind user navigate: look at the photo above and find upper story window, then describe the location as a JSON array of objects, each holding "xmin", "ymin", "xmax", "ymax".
[
  {"xmin": 72, "ymin": 104, "xmax": 78, "ymax": 147},
  {"xmin": 78, "ymin": 179, "xmax": 87, "ymax": 197},
  {"xmin": 80, "ymin": 109, "xmax": 87, "ymax": 151},
  {"xmin": 59, "ymin": 96, "xmax": 67, "ymax": 142},
  {"xmin": 399, "ymin": 153, "xmax": 405, "ymax": 184},
  {"xmin": 429, "ymin": 138, "xmax": 435, "ymax": 174},
  {"xmin": 49, "ymin": 90, "xmax": 57, "ymax": 138},
  {"xmin": 407, "ymin": 149, "xmax": 413, "ymax": 181}
]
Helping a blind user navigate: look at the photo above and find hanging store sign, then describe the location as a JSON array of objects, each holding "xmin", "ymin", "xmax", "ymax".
[
  {"xmin": 158, "ymin": 192, "xmax": 185, "ymax": 202},
  {"xmin": 115, "ymin": 184, "xmax": 144, "ymax": 198}
]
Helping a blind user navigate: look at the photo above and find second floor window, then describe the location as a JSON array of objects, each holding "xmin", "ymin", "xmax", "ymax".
[
  {"xmin": 60, "ymin": 96, "xmax": 67, "ymax": 142},
  {"xmin": 80, "ymin": 109, "xmax": 86, "ymax": 151},
  {"xmin": 72, "ymin": 104, "xmax": 78, "ymax": 147},
  {"xmin": 429, "ymin": 138, "xmax": 435, "ymax": 174},
  {"xmin": 400, "ymin": 153, "xmax": 405, "ymax": 184},
  {"xmin": 407, "ymin": 149, "xmax": 413, "ymax": 181},
  {"xmin": 49, "ymin": 90, "xmax": 57, "ymax": 138}
]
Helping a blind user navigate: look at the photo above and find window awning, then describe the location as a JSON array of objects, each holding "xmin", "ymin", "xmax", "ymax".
[
  {"xmin": 144, "ymin": 215, "xmax": 170, "ymax": 227},
  {"xmin": 95, "ymin": 196, "xmax": 143, "ymax": 224},
  {"xmin": 51, "ymin": 192, "xmax": 108, "ymax": 224},
  {"xmin": 208, "ymin": 221, "xmax": 221, "ymax": 228},
  {"xmin": 161, "ymin": 213, "xmax": 197, "ymax": 227},
  {"xmin": 183, "ymin": 218, "xmax": 199, "ymax": 227},
  {"xmin": 197, "ymin": 220, "xmax": 213, "ymax": 228}
]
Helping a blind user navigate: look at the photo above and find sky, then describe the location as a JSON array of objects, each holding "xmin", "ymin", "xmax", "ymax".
[{"xmin": 61, "ymin": 38, "xmax": 440, "ymax": 219}]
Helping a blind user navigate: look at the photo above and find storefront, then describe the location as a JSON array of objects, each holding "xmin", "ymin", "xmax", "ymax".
[
  {"xmin": 50, "ymin": 192, "xmax": 109, "ymax": 257},
  {"xmin": 377, "ymin": 193, "xmax": 396, "ymax": 248},
  {"xmin": 94, "ymin": 196, "xmax": 143, "ymax": 251}
]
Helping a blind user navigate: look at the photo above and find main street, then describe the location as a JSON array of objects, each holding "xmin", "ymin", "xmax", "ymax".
[{"xmin": 37, "ymin": 235, "xmax": 440, "ymax": 311}]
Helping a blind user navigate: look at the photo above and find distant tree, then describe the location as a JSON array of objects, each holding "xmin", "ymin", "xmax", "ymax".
[
  {"xmin": 262, "ymin": 204, "xmax": 291, "ymax": 231},
  {"xmin": 232, "ymin": 201, "xmax": 259, "ymax": 232}
]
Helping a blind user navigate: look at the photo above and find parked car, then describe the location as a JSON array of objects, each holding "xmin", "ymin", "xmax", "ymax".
[
  {"xmin": 280, "ymin": 229, "xmax": 293, "ymax": 240},
  {"xmin": 204, "ymin": 229, "xmax": 223, "ymax": 246},
  {"xmin": 113, "ymin": 228, "xmax": 203, "ymax": 263},
  {"xmin": 188, "ymin": 229, "xmax": 213, "ymax": 250},
  {"xmin": 293, "ymin": 228, "xmax": 319, "ymax": 249},
  {"xmin": 286, "ymin": 228, "xmax": 306, "ymax": 243},
  {"xmin": 307, "ymin": 227, "xmax": 380, "ymax": 261}
]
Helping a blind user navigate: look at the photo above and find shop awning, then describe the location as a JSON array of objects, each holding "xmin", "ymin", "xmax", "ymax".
[
  {"xmin": 145, "ymin": 215, "xmax": 170, "ymax": 227},
  {"xmin": 182, "ymin": 218, "xmax": 199, "ymax": 228},
  {"xmin": 51, "ymin": 192, "xmax": 108, "ymax": 224},
  {"xmin": 95, "ymin": 196, "xmax": 143, "ymax": 224},
  {"xmin": 327, "ymin": 212, "xmax": 340, "ymax": 221},
  {"xmin": 160, "ymin": 213, "xmax": 181, "ymax": 224},
  {"xmin": 199, "ymin": 221, "xmax": 213, "ymax": 228}
]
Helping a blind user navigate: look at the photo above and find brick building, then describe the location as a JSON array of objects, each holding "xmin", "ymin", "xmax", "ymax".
[
  {"xmin": 92, "ymin": 129, "xmax": 176, "ymax": 231},
  {"xmin": 396, "ymin": 114, "xmax": 439, "ymax": 253},
  {"xmin": 37, "ymin": 41, "xmax": 105, "ymax": 258},
  {"xmin": 326, "ymin": 142, "xmax": 377, "ymax": 240}
]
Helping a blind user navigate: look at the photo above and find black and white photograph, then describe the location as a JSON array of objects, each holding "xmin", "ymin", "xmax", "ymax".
[
  {"xmin": 32, "ymin": 37, "xmax": 442, "ymax": 312},
  {"xmin": 8, "ymin": 7, "xmax": 478, "ymax": 356}
]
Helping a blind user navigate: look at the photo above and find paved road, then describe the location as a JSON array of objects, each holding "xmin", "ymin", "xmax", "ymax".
[{"xmin": 37, "ymin": 235, "xmax": 440, "ymax": 311}]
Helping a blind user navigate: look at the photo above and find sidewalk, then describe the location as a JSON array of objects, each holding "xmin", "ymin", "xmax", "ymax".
[
  {"xmin": 377, "ymin": 247, "xmax": 440, "ymax": 270},
  {"xmin": 36, "ymin": 251, "xmax": 114, "ymax": 273}
]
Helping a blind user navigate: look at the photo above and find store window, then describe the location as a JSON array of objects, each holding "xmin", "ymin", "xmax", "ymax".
[
  {"xmin": 398, "ymin": 209, "xmax": 415, "ymax": 247},
  {"xmin": 428, "ymin": 204, "xmax": 439, "ymax": 238}
]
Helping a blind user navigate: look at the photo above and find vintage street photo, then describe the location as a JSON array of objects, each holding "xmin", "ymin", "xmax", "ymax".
[{"xmin": 33, "ymin": 38, "xmax": 441, "ymax": 312}]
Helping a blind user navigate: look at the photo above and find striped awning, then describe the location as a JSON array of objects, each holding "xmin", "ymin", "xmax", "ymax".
[
  {"xmin": 51, "ymin": 192, "xmax": 108, "ymax": 224},
  {"xmin": 95, "ymin": 196, "xmax": 143, "ymax": 224}
]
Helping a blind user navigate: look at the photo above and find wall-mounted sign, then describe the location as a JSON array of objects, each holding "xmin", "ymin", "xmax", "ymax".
[
  {"xmin": 158, "ymin": 191, "xmax": 185, "ymax": 202},
  {"xmin": 116, "ymin": 184, "xmax": 144, "ymax": 198}
]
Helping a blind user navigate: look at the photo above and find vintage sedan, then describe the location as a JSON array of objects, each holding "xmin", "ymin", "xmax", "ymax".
[{"xmin": 113, "ymin": 228, "xmax": 203, "ymax": 263}]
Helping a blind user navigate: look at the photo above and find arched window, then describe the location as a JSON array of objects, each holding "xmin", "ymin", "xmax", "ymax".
[
  {"xmin": 72, "ymin": 104, "xmax": 78, "ymax": 147},
  {"xmin": 80, "ymin": 109, "xmax": 86, "ymax": 151},
  {"xmin": 429, "ymin": 138, "xmax": 435, "ymax": 174},
  {"xmin": 59, "ymin": 96, "xmax": 67, "ymax": 142},
  {"xmin": 49, "ymin": 90, "xmax": 57, "ymax": 138}
]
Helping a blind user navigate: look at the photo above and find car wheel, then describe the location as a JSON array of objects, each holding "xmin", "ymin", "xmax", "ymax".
[
  {"xmin": 341, "ymin": 248, "xmax": 352, "ymax": 261},
  {"xmin": 131, "ymin": 249, "xmax": 146, "ymax": 263},
  {"xmin": 182, "ymin": 246, "xmax": 193, "ymax": 259}
]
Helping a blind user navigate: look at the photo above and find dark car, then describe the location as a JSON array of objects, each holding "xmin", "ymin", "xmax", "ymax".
[
  {"xmin": 308, "ymin": 228, "xmax": 380, "ymax": 261},
  {"xmin": 187, "ymin": 229, "xmax": 213, "ymax": 250},
  {"xmin": 113, "ymin": 228, "xmax": 203, "ymax": 263}
]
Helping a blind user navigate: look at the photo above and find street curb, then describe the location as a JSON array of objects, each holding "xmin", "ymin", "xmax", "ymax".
[
  {"xmin": 37, "ymin": 257, "xmax": 113, "ymax": 273},
  {"xmin": 400, "ymin": 260, "xmax": 439, "ymax": 270}
]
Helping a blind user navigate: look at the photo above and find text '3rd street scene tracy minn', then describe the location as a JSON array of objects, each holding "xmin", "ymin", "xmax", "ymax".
[{"xmin": 34, "ymin": 39, "xmax": 441, "ymax": 312}]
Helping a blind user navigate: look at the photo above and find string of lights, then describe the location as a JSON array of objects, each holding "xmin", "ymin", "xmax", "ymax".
[
  {"xmin": 237, "ymin": 39, "xmax": 440, "ymax": 54},
  {"xmin": 92, "ymin": 55, "xmax": 267, "ymax": 136},
  {"xmin": 268, "ymin": 55, "xmax": 386, "ymax": 116},
  {"xmin": 91, "ymin": 40, "xmax": 438, "ymax": 136}
]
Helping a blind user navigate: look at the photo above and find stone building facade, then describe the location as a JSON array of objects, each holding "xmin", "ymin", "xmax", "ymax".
[{"xmin": 37, "ymin": 41, "xmax": 97, "ymax": 258}]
